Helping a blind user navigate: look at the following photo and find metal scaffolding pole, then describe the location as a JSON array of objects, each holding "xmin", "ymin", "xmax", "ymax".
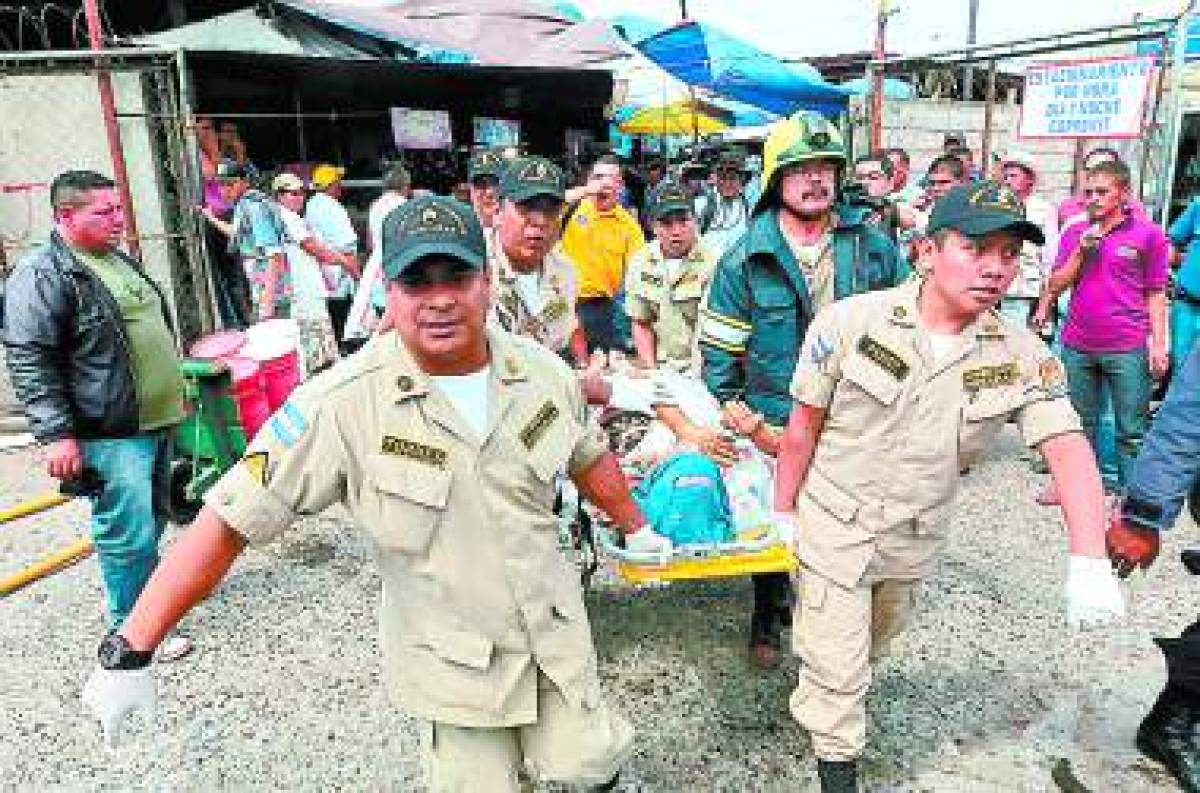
[
  {"xmin": 1157, "ymin": 2, "xmax": 1196, "ymax": 224},
  {"xmin": 82, "ymin": 0, "xmax": 142, "ymax": 258}
]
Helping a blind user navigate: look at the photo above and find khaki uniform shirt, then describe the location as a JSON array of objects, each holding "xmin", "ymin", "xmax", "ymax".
[
  {"xmin": 624, "ymin": 240, "xmax": 715, "ymax": 371},
  {"xmin": 789, "ymin": 282, "xmax": 1080, "ymax": 588},
  {"xmin": 205, "ymin": 328, "xmax": 611, "ymax": 728},
  {"xmin": 489, "ymin": 235, "xmax": 580, "ymax": 354}
]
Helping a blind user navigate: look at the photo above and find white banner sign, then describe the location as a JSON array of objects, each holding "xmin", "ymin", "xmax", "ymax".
[{"xmin": 1020, "ymin": 56, "xmax": 1155, "ymax": 139}]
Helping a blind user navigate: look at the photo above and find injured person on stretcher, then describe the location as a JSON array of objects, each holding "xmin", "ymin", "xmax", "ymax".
[{"xmin": 576, "ymin": 352, "xmax": 785, "ymax": 546}]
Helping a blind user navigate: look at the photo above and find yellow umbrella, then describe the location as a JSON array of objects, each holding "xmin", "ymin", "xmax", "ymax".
[{"xmin": 618, "ymin": 100, "xmax": 730, "ymax": 136}]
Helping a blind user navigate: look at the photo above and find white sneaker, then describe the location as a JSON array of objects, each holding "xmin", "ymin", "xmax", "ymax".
[{"xmin": 155, "ymin": 634, "xmax": 194, "ymax": 664}]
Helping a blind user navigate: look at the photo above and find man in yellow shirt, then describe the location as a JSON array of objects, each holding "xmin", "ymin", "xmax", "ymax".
[{"xmin": 560, "ymin": 154, "xmax": 645, "ymax": 352}]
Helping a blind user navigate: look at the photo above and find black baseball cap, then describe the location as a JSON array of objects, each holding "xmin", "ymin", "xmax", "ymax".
[
  {"xmin": 647, "ymin": 180, "xmax": 694, "ymax": 220},
  {"xmin": 500, "ymin": 156, "xmax": 565, "ymax": 202},
  {"xmin": 380, "ymin": 196, "xmax": 486, "ymax": 281},
  {"xmin": 467, "ymin": 149, "xmax": 505, "ymax": 181},
  {"xmin": 926, "ymin": 183, "xmax": 1045, "ymax": 245}
]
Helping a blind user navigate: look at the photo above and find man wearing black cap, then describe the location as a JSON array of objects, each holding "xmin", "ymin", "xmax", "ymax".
[
  {"xmin": 625, "ymin": 179, "xmax": 714, "ymax": 371},
  {"xmin": 467, "ymin": 148, "xmax": 506, "ymax": 231},
  {"xmin": 489, "ymin": 156, "xmax": 588, "ymax": 362},
  {"xmin": 81, "ymin": 194, "xmax": 672, "ymax": 791},
  {"xmin": 694, "ymin": 147, "xmax": 751, "ymax": 259},
  {"xmin": 773, "ymin": 182, "xmax": 1126, "ymax": 792}
]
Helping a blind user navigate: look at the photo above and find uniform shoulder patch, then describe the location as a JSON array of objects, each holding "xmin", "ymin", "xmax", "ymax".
[
  {"xmin": 242, "ymin": 451, "xmax": 270, "ymax": 486},
  {"xmin": 1037, "ymin": 358, "xmax": 1068, "ymax": 397},
  {"xmin": 857, "ymin": 335, "xmax": 909, "ymax": 380}
]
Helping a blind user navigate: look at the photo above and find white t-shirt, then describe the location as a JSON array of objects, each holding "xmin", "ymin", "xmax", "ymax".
[
  {"xmin": 305, "ymin": 192, "xmax": 358, "ymax": 298},
  {"xmin": 927, "ymin": 332, "xmax": 960, "ymax": 364},
  {"xmin": 431, "ymin": 367, "xmax": 491, "ymax": 439},
  {"xmin": 512, "ymin": 270, "xmax": 544, "ymax": 314},
  {"xmin": 278, "ymin": 207, "xmax": 330, "ymax": 308}
]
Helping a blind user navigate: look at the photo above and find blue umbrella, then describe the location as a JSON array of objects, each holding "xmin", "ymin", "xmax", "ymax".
[{"xmin": 636, "ymin": 20, "xmax": 849, "ymax": 117}]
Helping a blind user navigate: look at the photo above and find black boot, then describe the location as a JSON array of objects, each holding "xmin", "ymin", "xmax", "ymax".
[
  {"xmin": 1136, "ymin": 685, "xmax": 1200, "ymax": 793},
  {"xmin": 816, "ymin": 759, "xmax": 858, "ymax": 793}
]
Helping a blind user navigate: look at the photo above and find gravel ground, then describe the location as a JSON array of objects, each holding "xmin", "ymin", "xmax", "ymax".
[{"xmin": 1, "ymin": 429, "xmax": 1196, "ymax": 792}]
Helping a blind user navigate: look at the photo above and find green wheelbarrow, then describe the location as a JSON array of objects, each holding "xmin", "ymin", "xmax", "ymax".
[{"xmin": 169, "ymin": 358, "xmax": 248, "ymax": 524}]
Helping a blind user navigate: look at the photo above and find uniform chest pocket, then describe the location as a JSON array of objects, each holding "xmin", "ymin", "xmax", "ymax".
[
  {"xmin": 749, "ymin": 280, "xmax": 796, "ymax": 322},
  {"xmin": 363, "ymin": 453, "xmax": 452, "ymax": 554},
  {"xmin": 962, "ymin": 387, "xmax": 1024, "ymax": 424},
  {"xmin": 840, "ymin": 353, "xmax": 904, "ymax": 406},
  {"xmin": 960, "ymin": 387, "xmax": 1025, "ymax": 467}
]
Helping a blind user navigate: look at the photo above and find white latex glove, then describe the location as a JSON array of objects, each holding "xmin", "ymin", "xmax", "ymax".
[
  {"xmin": 1066, "ymin": 555, "xmax": 1127, "ymax": 629},
  {"xmin": 625, "ymin": 525, "xmax": 673, "ymax": 561},
  {"xmin": 771, "ymin": 510, "xmax": 798, "ymax": 544},
  {"xmin": 81, "ymin": 665, "xmax": 157, "ymax": 748}
]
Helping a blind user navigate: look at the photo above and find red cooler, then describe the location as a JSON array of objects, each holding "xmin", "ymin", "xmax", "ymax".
[{"xmin": 224, "ymin": 356, "xmax": 271, "ymax": 440}]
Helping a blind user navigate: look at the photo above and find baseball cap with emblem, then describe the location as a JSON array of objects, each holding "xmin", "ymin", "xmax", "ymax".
[
  {"xmin": 648, "ymin": 179, "xmax": 694, "ymax": 220},
  {"xmin": 926, "ymin": 182, "xmax": 1045, "ymax": 245},
  {"xmin": 380, "ymin": 195, "xmax": 487, "ymax": 281},
  {"xmin": 499, "ymin": 156, "xmax": 565, "ymax": 202},
  {"xmin": 310, "ymin": 164, "xmax": 346, "ymax": 190},
  {"xmin": 467, "ymin": 148, "xmax": 505, "ymax": 181}
]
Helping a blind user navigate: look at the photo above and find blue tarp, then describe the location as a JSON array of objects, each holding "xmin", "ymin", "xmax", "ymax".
[
  {"xmin": 636, "ymin": 21, "xmax": 850, "ymax": 117},
  {"xmin": 840, "ymin": 77, "xmax": 917, "ymax": 100}
]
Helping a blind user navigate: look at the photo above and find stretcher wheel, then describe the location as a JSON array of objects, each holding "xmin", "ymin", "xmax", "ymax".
[{"xmin": 167, "ymin": 458, "xmax": 202, "ymax": 525}]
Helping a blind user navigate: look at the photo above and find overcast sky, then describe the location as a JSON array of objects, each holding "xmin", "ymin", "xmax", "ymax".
[{"xmin": 572, "ymin": 0, "xmax": 1183, "ymax": 59}]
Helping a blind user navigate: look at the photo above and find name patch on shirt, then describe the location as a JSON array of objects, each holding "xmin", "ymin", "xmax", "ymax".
[
  {"xmin": 640, "ymin": 272, "xmax": 664, "ymax": 288},
  {"xmin": 962, "ymin": 362, "xmax": 1021, "ymax": 391},
  {"xmin": 519, "ymin": 401, "xmax": 560, "ymax": 449},
  {"xmin": 857, "ymin": 335, "xmax": 909, "ymax": 380},
  {"xmin": 381, "ymin": 436, "xmax": 448, "ymax": 468},
  {"xmin": 1115, "ymin": 244, "xmax": 1141, "ymax": 261}
]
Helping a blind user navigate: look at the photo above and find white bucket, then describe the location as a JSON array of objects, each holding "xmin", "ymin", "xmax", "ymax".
[{"xmin": 242, "ymin": 319, "xmax": 302, "ymax": 366}]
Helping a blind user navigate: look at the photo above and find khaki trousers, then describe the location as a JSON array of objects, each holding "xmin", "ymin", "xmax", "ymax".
[
  {"xmin": 789, "ymin": 568, "xmax": 918, "ymax": 761},
  {"xmin": 427, "ymin": 671, "xmax": 634, "ymax": 792}
]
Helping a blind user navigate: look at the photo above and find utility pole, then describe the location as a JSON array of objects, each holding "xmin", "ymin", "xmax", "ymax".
[
  {"xmin": 962, "ymin": 0, "xmax": 980, "ymax": 100},
  {"xmin": 679, "ymin": 0, "xmax": 689, "ymax": 19},
  {"xmin": 871, "ymin": 1, "xmax": 887, "ymax": 150},
  {"xmin": 82, "ymin": 0, "xmax": 141, "ymax": 258},
  {"xmin": 1158, "ymin": 1, "xmax": 1197, "ymax": 224}
]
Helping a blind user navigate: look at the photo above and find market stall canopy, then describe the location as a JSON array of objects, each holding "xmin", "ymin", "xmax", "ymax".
[
  {"xmin": 635, "ymin": 21, "xmax": 850, "ymax": 116},
  {"xmin": 136, "ymin": 7, "xmax": 374, "ymax": 58},
  {"xmin": 617, "ymin": 100, "xmax": 730, "ymax": 135},
  {"xmin": 275, "ymin": 0, "xmax": 628, "ymax": 68}
]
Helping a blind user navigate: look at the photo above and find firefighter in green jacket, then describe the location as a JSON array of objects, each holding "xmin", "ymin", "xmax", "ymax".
[{"xmin": 698, "ymin": 111, "xmax": 906, "ymax": 669}]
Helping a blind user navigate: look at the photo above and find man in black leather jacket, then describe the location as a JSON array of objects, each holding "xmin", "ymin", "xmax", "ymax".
[{"xmin": 2, "ymin": 170, "xmax": 191, "ymax": 660}]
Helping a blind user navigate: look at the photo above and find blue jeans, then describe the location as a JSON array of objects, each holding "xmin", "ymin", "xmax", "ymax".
[
  {"xmin": 1171, "ymin": 297, "xmax": 1200, "ymax": 379},
  {"xmin": 81, "ymin": 432, "xmax": 174, "ymax": 627},
  {"xmin": 1060, "ymin": 347, "xmax": 1152, "ymax": 488}
]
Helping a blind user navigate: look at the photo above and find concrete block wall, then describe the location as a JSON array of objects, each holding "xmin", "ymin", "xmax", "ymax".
[{"xmin": 855, "ymin": 97, "xmax": 1148, "ymax": 206}]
